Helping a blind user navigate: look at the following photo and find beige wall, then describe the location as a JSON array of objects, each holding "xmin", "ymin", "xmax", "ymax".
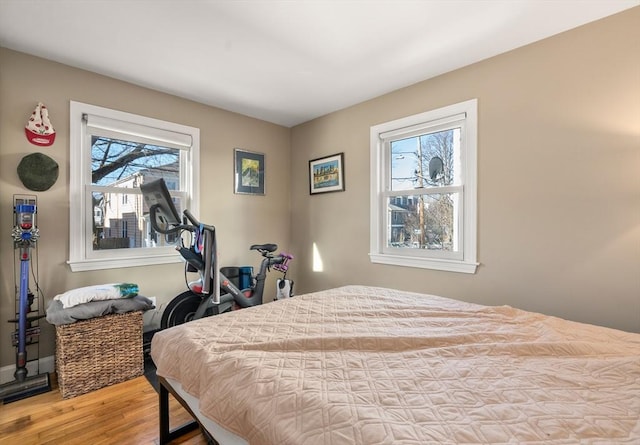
[
  {"xmin": 1, "ymin": 7, "xmax": 638, "ymax": 371},
  {"xmin": 0, "ymin": 48, "xmax": 291, "ymax": 367},
  {"xmin": 290, "ymin": 8, "xmax": 640, "ymax": 333}
]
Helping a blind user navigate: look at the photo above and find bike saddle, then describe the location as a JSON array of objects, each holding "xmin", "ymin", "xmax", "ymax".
[{"xmin": 250, "ymin": 243, "xmax": 277, "ymax": 252}]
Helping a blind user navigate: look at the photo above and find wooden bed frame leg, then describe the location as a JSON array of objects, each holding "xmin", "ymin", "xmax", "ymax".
[{"xmin": 159, "ymin": 377, "xmax": 199, "ymax": 444}]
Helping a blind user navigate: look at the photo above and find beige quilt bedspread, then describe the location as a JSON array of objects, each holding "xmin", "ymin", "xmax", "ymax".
[{"xmin": 151, "ymin": 285, "xmax": 640, "ymax": 444}]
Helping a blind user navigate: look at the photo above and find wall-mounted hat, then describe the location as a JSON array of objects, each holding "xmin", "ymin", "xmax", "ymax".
[
  {"xmin": 25, "ymin": 102, "xmax": 56, "ymax": 146},
  {"xmin": 17, "ymin": 152, "xmax": 59, "ymax": 191}
]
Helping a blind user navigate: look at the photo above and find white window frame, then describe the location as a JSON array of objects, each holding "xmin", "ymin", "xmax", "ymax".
[
  {"xmin": 68, "ymin": 101, "xmax": 200, "ymax": 272},
  {"xmin": 369, "ymin": 99, "xmax": 478, "ymax": 273}
]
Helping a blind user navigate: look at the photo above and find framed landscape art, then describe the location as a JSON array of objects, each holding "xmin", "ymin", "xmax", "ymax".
[{"xmin": 309, "ymin": 153, "xmax": 345, "ymax": 195}]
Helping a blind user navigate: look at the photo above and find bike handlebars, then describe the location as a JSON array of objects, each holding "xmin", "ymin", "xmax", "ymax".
[{"xmin": 272, "ymin": 253, "xmax": 293, "ymax": 273}]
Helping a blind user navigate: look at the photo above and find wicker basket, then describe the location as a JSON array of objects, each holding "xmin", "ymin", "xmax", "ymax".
[{"xmin": 55, "ymin": 311, "xmax": 144, "ymax": 399}]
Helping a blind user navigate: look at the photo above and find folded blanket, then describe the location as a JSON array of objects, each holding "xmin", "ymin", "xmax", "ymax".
[
  {"xmin": 53, "ymin": 283, "xmax": 139, "ymax": 309},
  {"xmin": 46, "ymin": 295, "xmax": 154, "ymax": 326}
]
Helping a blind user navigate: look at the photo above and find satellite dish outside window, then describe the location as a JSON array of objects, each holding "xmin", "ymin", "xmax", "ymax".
[{"xmin": 428, "ymin": 156, "xmax": 444, "ymax": 182}]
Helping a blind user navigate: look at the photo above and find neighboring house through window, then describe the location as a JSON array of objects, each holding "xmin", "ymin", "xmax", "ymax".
[
  {"xmin": 68, "ymin": 101, "xmax": 200, "ymax": 271},
  {"xmin": 369, "ymin": 99, "xmax": 478, "ymax": 273}
]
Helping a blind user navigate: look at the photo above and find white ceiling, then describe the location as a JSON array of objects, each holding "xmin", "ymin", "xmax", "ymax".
[{"xmin": 1, "ymin": 1, "xmax": 638, "ymax": 127}]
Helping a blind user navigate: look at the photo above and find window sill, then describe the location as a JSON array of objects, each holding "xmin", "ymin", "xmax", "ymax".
[
  {"xmin": 68, "ymin": 253, "xmax": 182, "ymax": 272},
  {"xmin": 369, "ymin": 253, "xmax": 478, "ymax": 274}
]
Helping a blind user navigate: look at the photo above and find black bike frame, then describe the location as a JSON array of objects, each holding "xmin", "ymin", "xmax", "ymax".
[{"xmin": 141, "ymin": 178, "xmax": 292, "ymax": 322}]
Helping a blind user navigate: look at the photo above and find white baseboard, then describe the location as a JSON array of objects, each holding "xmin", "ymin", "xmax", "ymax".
[{"xmin": 0, "ymin": 355, "xmax": 55, "ymax": 385}]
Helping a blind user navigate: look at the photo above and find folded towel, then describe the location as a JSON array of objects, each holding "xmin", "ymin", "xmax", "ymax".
[
  {"xmin": 53, "ymin": 283, "xmax": 139, "ymax": 309},
  {"xmin": 46, "ymin": 295, "xmax": 154, "ymax": 325}
]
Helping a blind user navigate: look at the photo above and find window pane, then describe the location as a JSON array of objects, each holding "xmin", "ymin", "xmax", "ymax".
[
  {"xmin": 91, "ymin": 136, "xmax": 180, "ymax": 186},
  {"xmin": 90, "ymin": 136, "xmax": 183, "ymax": 252},
  {"xmin": 387, "ymin": 193, "xmax": 457, "ymax": 251},
  {"xmin": 92, "ymin": 191, "xmax": 182, "ymax": 251},
  {"xmin": 390, "ymin": 128, "xmax": 460, "ymax": 191}
]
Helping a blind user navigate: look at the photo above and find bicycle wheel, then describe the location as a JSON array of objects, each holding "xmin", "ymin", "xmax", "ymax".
[{"xmin": 161, "ymin": 291, "xmax": 203, "ymax": 329}]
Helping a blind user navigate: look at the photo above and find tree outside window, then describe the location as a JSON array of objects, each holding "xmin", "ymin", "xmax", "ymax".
[{"xmin": 389, "ymin": 128, "xmax": 459, "ymax": 252}]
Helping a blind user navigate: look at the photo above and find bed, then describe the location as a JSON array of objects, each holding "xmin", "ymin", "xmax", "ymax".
[{"xmin": 151, "ymin": 285, "xmax": 640, "ymax": 444}]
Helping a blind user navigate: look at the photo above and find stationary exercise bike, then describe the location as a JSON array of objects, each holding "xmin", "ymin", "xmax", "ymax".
[{"xmin": 140, "ymin": 179, "xmax": 293, "ymax": 329}]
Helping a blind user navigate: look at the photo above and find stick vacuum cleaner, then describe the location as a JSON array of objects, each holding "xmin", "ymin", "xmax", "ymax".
[{"xmin": 0, "ymin": 199, "xmax": 51, "ymax": 404}]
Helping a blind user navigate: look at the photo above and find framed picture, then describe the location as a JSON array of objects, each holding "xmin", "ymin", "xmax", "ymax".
[
  {"xmin": 309, "ymin": 152, "xmax": 345, "ymax": 195},
  {"xmin": 234, "ymin": 148, "xmax": 265, "ymax": 195}
]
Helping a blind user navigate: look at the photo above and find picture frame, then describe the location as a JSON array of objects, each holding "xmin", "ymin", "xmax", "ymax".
[
  {"xmin": 234, "ymin": 148, "xmax": 265, "ymax": 195},
  {"xmin": 309, "ymin": 152, "xmax": 345, "ymax": 195}
]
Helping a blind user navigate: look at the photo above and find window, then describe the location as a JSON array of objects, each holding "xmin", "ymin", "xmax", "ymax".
[
  {"xmin": 68, "ymin": 101, "xmax": 200, "ymax": 271},
  {"xmin": 370, "ymin": 99, "xmax": 478, "ymax": 273}
]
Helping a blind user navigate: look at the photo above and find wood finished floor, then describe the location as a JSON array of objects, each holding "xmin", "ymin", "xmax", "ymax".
[{"xmin": 0, "ymin": 374, "xmax": 208, "ymax": 445}]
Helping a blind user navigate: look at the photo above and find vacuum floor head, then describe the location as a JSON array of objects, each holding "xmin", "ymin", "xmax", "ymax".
[{"xmin": 0, "ymin": 372, "xmax": 51, "ymax": 404}]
